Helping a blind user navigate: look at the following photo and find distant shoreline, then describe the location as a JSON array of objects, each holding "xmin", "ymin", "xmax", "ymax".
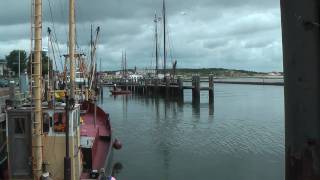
[{"xmin": 104, "ymin": 68, "xmax": 283, "ymax": 78}]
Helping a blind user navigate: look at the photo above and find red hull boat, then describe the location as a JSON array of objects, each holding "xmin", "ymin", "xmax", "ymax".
[{"xmin": 80, "ymin": 101, "xmax": 120, "ymax": 179}]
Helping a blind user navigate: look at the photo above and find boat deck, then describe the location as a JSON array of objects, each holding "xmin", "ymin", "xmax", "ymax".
[{"xmin": 80, "ymin": 102, "xmax": 112, "ymax": 179}]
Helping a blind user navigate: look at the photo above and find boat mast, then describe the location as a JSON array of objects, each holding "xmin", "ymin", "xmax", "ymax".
[
  {"xmin": 125, "ymin": 50, "xmax": 127, "ymax": 77},
  {"xmin": 90, "ymin": 24, "xmax": 93, "ymax": 80},
  {"xmin": 32, "ymin": 0, "xmax": 43, "ymax": 178},
  {"xmin": 121, "ymin": 51, "xmax": 124, "ymax": 77},
  {"xmin": 154, "ymin": 12, "xmax": 159, "ymax": 75},
  {"xmin": 162, "ymin": 0, "xmax": 166, "ymax": 76},
  {"xmin": 69, "ymin": 0, "xmax": 75, "ymax": 98},
  {"xmin": 64, "ymin": 0, "xmax": 75, "ymax": 179}
]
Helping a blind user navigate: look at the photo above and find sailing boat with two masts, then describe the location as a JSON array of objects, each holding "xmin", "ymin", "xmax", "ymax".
[
  {"xmin": 153, "ymin": 0, "xmax": 178, "ymax": 80},
  {"xmin": 110, "ymin": 51, "xmax": 131, "ymax": 95}
]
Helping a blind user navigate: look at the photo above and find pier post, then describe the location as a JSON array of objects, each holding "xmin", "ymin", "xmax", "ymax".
[
  {"xmin": 100, "ymin": 85, "xmax": 103, "ymax": 98},
  {"xmin": 154, "ymin": 78, "xmax": 159, "ymax": 96},
  {"xmin": 144, "ymin": 78, "xmax": 147, "ymax": 95},
  {"xmin": 281, "ymin": 0, "xmax": 320, "ymax": 179},
  {"xmin": 192, "ymin": 75, "xmax": 200, "ymax": 104},
  {"xmin": 209, "ymin": 74, "xmax": 214, "ymax": 105},
  {"xmin": 177, "ymin": 76, "xmax": 184, "ymax": 100},
  {"xmin": 165, "ymin": 77, "xmax": 170, "ymax": 98},
  {"xmin": 125, "ymin": 79, "xmax": 128, "ymax": 91},
  {"xmin": 128, "ymin": 79, "xmax": 131, "ymax": 91},
  {"xmin": 133, "ymin": 79, "xmax": 136, "ymax": 93}
]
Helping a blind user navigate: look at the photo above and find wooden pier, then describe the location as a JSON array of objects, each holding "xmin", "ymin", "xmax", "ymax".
[{"xmin": 103, "ymin": 74, "xmax": 215, "ymax": 104}]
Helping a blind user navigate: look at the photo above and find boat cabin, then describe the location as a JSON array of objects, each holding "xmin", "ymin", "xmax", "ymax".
[{"xmin": 6, "ymin": 103, "xmax": 82, "ymax": 180}]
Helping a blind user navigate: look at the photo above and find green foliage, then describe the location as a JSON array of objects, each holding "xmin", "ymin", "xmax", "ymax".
[
  {"xmin": 27, "ymin": 51, "xmax": 53, "ymax": 75},
  {"xmin": 5, "ymin": 50, "xmax": 27, "ymax": 75}
]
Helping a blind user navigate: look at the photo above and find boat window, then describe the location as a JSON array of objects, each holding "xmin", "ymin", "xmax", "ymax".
[
  {"xmin": 14, "ymin": 118, "xmax": 25, "ymax": 134},
  {"xmin": 53, "ymin": 112, "xmax": 66, "ymax": 133},
  {"xmin": 43, "ymin": 113, "xmax": 50, "ymax": 133}
]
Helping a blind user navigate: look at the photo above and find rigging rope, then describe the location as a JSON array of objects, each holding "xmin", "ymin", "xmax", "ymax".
[{"xmin": 47, "ymin": 0, "xmax": 64, "ymax": 70}]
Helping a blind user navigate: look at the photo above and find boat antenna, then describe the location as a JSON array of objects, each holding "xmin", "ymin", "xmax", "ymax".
[{"xmin": 32, "ymin": 0, "xmax": 43, "ymax": 178}]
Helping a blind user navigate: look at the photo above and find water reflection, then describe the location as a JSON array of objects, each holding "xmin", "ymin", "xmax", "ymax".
[
  {"xmin": 209, "ymin": 103, "xmax": 214, "ymax": 115},
  {"xmin": 108, "ymin": 91, "xmax": 214, "ymax": 116},
  {"xmin": 111, "ymin": 162, "xmax": 123, "ymax": 177},
  {"xmin": 101, "ymin": 85, "xmax": 284, "ymax": 180}
]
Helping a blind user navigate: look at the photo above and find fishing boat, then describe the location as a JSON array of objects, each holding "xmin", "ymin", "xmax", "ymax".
[
  {"xmin": 3, "ymin": 100, "xmax": 121, "ymax": 179},
  {"xmin": 0, "ymin": 0, "xmax": 121, "ymax": 179},
  {"xmin": 110, "ymin": 51, "xmax": 131, "ymax": 96}
]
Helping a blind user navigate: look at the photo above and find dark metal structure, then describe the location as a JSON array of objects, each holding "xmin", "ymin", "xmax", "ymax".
[
  {"xmin": 7, "ymin": 110, "xmax": 32, "ymax": 178},
  {"xmin": 280, "ymin": 0, "xmax": 320, "ymax": 179}
]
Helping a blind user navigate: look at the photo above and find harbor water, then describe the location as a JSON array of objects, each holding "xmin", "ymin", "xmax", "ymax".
[{"xmin": 99, "ymin": 83, "xmax": 284, "ymax": 180}]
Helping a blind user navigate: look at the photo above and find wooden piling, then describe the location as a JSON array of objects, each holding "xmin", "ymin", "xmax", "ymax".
[
  {"xmin": 100, "ymin": 85, "xmax": 103, "ymax": 98},
  {"xmin": 177, "ymin": 76, "xmax": 184, "ymax": 100},
  {"xmin": 155, "ymin": 78, "xmax": 159, "ymax": 96},
  {"xmin": 165, "ymin": 77, "xmax": 170, "ymax": 97},
  {"xmin": 192, "ymin": 75, "xmax": 200, "ymax": 104},
  {"xmin": 209, "ymin": 74, "xmax": 214, "ymax": 105}
]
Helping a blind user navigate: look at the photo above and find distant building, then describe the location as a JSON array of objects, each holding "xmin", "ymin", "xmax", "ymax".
[
  {"xmin": 0, "ymin": 59, "xmax": 7, "ymax": 76},
  {"xmin": 268, "ymin": 72, "xmax": 283, "ymax": 76},
  {"xmin": 129, "ymin": 74, "xmax": 143, "ymax": 82}
]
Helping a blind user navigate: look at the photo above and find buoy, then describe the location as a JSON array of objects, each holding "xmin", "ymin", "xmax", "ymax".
[{"xmin": 113, "ymin": 139, "xmax": 122, "ymax": 150}]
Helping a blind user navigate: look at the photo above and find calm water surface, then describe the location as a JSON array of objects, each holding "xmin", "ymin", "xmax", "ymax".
[{"xmin": 99, "ymin": 84, "xmax": 284, "ymax": 180}]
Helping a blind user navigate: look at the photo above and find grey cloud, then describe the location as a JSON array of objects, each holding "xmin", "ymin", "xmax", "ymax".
[
  {"xmin": 203, "ymin": 39, "xmax": 229, "ymax": 49},
  {"xmin": 0, "ymin": 0, "xmax": 283, "ymax": 72}
]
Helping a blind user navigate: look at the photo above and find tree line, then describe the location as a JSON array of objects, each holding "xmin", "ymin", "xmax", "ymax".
[{"xmin": 4, "ymin": 50, "xmax": 52, "ymax": 77}]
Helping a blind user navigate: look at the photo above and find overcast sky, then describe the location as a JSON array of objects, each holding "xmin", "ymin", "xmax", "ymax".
[{"xmin": 0, "ymin": 0, "xmax": 282, "ymax": 72}]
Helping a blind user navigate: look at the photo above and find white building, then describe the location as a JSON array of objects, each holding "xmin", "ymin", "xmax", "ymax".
[
  {"xmin": 129, "ymin": 74, "xmax": 143, "ymax": 82},
  {"xmin": 0, "ymin": 59, "xmax": 7, "ymax": 76}
]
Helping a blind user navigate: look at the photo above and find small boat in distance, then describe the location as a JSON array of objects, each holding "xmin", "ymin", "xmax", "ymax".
[
  {"xmin": 110, "ymin": 89, "xmax": 131, "ymax": 95},
  {"xmin": 110, "ymin": 84, "xmax": 131, "ymax": 95}
]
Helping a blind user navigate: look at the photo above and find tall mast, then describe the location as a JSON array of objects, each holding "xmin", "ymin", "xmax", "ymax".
[
  {"xmin": 121, "ymin": 51, "xmax": 124, "ymax": 77},
  {"xmin": 69, "ymin": 0, "xmax": 75, "ymax": 98},
  {"xmin": 90, "ymin": 24, "xmax": 93, "ymax": 76},
  {"xmin": 162, "ymin": 0, "xmax": 166, "ymax": 75},
  {"xmin": 125, "ymin": 50, "xmax": 127, "ymax": 77},
  {"xmin": 154, "ymin": 12, "xmax": 159, "ymax": 75},
  {"xmin": 32, "ymin": 0, "xmax": 43, "ymax": 178}
]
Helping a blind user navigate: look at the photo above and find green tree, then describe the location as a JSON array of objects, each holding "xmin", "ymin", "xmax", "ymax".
[
  {"xmin": 6, "ymin": 50, "xmax": 27, "ymax": 75},
  {"xmin": 28, "ymin": 51, "xmax": 53, "ymax": 76}
]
